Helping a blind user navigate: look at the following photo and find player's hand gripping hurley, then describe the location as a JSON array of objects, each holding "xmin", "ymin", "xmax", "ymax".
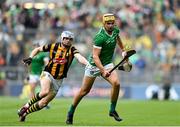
[{"xmin": 109, "ymin": 49, "xmax": 136, "ymax": 74}]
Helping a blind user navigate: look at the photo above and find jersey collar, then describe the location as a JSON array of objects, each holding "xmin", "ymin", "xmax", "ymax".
[{"xmin": 102, "ymin": 27, "xmax": 114, "ymax": 37}]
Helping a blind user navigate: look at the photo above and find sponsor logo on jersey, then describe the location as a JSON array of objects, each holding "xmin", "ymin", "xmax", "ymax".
[
  {"xmin": 53, "ymin": 58, "xmax": 67, "ymax": 64},
  {"xmin": 106, "ymin": 36, "xmax": 117, "ymax": 44}
]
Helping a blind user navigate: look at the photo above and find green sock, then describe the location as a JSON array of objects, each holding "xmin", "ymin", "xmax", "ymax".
[
  {"xmin": 110, "ymin": 101, "xmax": 117, "ymax": 112},
  {"xmin": 69, "ymin": 105, "xmax": 76, "ymax": 114}
]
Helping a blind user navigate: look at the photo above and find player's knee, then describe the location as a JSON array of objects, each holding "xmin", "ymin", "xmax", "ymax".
[{"xmin": 40, "ymin": 90, "xmax": 49, "ymax": 97}]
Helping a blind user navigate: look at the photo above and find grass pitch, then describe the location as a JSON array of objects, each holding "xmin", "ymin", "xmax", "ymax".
[{"xmin": 0, "ymin": 96, "xmax": 180, "ymax": 126}]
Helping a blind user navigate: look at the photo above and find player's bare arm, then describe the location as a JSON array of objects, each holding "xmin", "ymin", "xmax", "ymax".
[
  {"xmin": 93, "ymin": 47, "xmax": 110, "ymax": 77},
  {"xmin": 117, "ymin": 36, "xmax": 127, "ymax": 58},
  {"xmin": 116, "ymin": 35, "xmax": 124, "ymax": 51},
  {"xmin": 74, "ymin": 53, "xmax": 88, "ymax": 65},
  {"xmin": 29, "ymin": 46, "xmax": 44, "ymax": 58},
  {"xmin": 23, "ymin": 46, "xmax": 44, "ymax": 66}
]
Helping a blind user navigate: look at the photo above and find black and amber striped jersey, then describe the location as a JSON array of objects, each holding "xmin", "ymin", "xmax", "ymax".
[{"xmin": 42, "ymin": 43, "xmax": 79, "ymax": 79}]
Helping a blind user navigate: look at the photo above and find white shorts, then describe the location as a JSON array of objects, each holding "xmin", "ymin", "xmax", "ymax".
[
  {"xmin": 29, "ymin": 74, "xmax": 40, "ymax": 84},
  {"xmin": 85, "ymin": 63, "xmax": 114, "ymax": 77},
  {"xmin": 40, "ymin": 71, "xmax": 63, "ymax": 93}
]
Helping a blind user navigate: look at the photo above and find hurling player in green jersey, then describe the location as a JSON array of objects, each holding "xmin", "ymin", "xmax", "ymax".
[{"xmin": 66, "ymin": 13, "xmax": 132, "ymax": 124}]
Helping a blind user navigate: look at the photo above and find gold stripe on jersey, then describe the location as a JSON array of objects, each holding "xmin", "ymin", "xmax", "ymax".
[
  {"xmin": 49, "ymin": 44, "xmax": 55, "ymax": 59},
  {"xmin": 51, "ymin": 44, "xmax": 62, "ymax": 76},
  {"xmin": 58, "ymin": 48, "xmax": 69, "ymax": 79},
  {"xmin": 47, "ymin": 60, "xmax": 52, "ymax": 68},
  {"xmin": 62, "ymin": 47, "xmax": 73, "ymax": 77},
  {"xmin": 51, "ymin": 65, "xmax": 56, "ymax": 76},
  {"xmin": 48, "ymin": 43, "xmax": 59, "ymax": 76},
  {"xmin": 67, "ymin": 48, "xmax": 72, "ymax": 66}
]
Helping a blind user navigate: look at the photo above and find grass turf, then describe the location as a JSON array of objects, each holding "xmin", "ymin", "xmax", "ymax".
[{"xmin": 0, "ymin": 96, "xmax": 180, "ymax": 126}]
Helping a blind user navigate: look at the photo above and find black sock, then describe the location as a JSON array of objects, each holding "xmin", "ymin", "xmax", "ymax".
[
  {"xmin": 28, "ymin": 92, "xmax": 42, "ymax": 106},
  {"xmin": 26, "ymin": 103, "xmax": 43, "ymax": 115}
]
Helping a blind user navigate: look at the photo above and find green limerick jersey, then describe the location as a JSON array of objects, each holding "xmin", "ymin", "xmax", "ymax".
[
  {"xmin": 89, "ymin": 26, "xmax": 120, "ymax": 66},
  {"xmin": 30, "ymin": 52, "xmax": 49, "ymax": 75}
]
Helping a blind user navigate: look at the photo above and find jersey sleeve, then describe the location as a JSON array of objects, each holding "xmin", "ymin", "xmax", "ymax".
[
  {"xmin": 114, "ymin": 26, "xmax": 120, "ymax": 34},
  {"xmin": 114, "ymin": 26, "xmax": 120, "ymax": 36},
  {"xmin": 71, "ymin": 46, "xmax": 79, "ymax": 55},
  {"xmin": 42, "ymin": 44, "xmax": 51, "ymax": 52},
  {"xmin": 93, "ymin": 34, "xmax": 104, "ymax": 48}
]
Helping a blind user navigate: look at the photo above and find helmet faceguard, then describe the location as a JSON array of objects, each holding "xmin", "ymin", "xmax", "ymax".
[
  {"xmin": 61, "ymin": 31, "xmax": 74, "ymax": 42},
  {"xmin": 102, "ymin": 13, "xmax": 115, "ymax": 24}
]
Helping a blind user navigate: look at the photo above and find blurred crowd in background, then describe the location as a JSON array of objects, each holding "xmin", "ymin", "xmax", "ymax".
[{"xmin": 0, "ymin": 0, "xmax": 180, "ymax": 92}]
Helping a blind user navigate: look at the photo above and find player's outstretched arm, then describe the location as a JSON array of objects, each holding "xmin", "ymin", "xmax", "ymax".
[
  {"xmin": 22, "ymin": 46, "xmax": 44, "ymax": 66},
  {"xmin": 74, "ymin": 53, "xmax": 88, "ymax": 66},
  {"xmin": 29, "ymin": 46, "xmax": 44, "ymax": 58}
]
